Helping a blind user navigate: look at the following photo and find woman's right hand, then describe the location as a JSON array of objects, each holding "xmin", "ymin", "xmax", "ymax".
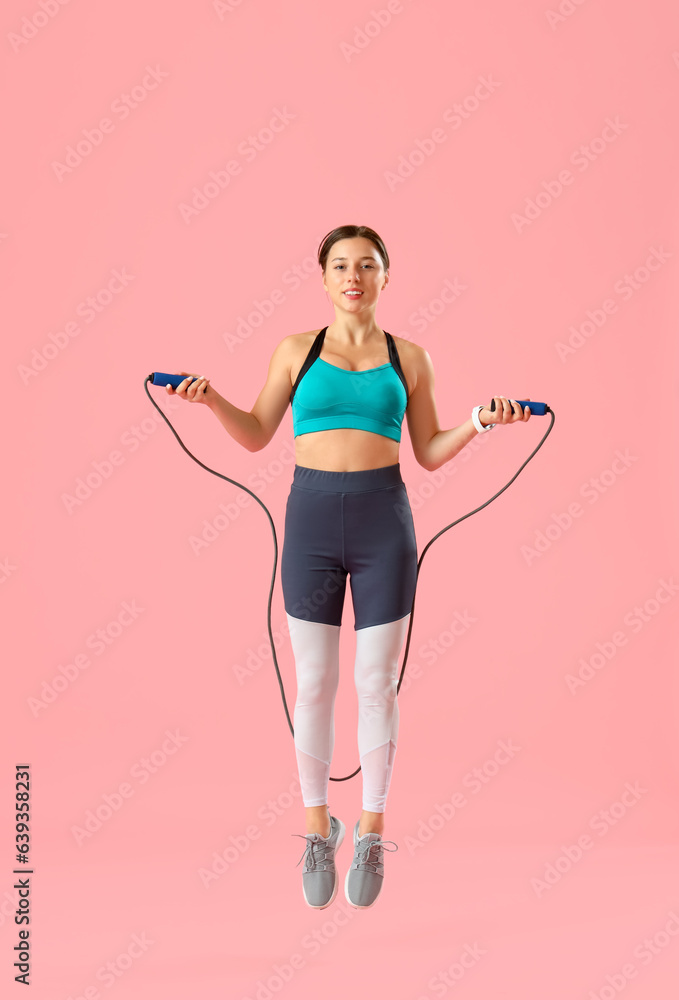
[{"xmin": 165, "ymin": 372, "xmax": 212, "ymax": 404}]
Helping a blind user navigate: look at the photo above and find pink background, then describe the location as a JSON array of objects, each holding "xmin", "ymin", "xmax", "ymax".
[{"xmin": 3, "ymin": 0, "xmax": 679, "ymax": 996}]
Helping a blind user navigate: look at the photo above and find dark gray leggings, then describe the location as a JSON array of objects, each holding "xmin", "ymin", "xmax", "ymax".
[{"xmin": 281, "ymin": 463, "xmax": 418, "ymax": 631}]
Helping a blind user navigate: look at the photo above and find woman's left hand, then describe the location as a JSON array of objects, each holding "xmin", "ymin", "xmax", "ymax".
[{"xmin": 480, "ymin": 397, "xmax": 531, "ymax": 426}]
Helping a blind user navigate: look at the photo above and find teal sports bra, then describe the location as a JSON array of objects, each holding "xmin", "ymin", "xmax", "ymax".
[{"xmin": 289, "ymin": 327, "xmax": 409, "ymax": 441}]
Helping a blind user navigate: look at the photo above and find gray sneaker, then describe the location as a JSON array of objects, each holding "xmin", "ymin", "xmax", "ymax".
[
  {"xmin": 344, "ymin": 820, "xmax": 398, "ymax": 908},
  {"xmin": 292, "ymin": 813, "xmax": 345, "ymax": 909}
]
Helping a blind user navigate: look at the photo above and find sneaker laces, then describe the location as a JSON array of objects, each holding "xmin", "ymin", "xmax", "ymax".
[
  {"xmin": 352, "ymin": 834, "xmax": 398, "ymax": 874},
  {"xmin": 291, "ymin": 832, "xmax": 335, "ymax": 872}
]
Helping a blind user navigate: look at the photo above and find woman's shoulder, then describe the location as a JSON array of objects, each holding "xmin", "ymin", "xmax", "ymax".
[
  {"xmin": 270, "ymin": 329, "xmax": 320, "ymax": 360},
  {"xmin": 278, "ymin": 329, "xmax": 322, "ymax": 353},
  {"xmin": 391, "ymin": 333, "xmax": 423, "ymax": 355},
  {"xmin": 273, "ymin": 330, "xmax": 323, "ymax": 384},
  {"xmin": 391, "ymin": 334, "xmax": 430, "ymax": 371}
]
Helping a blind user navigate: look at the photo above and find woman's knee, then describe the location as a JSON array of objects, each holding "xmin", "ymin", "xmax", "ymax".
[
  {"xmin": 296, "ymin": 668, "xmax": 339, "ymax": 705},
  {"xmin": 355, "ymin": 674, "xmax": 398, "ymax": 707}
]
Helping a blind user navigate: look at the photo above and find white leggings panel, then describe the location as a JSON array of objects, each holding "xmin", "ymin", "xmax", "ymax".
[
  {"xmin": 286, "ymin": 611, "xmax": 411, "ymax": 813},
  {"xmin": 287, "ymin": 615, "xmax": 341, "ymax": 809}
]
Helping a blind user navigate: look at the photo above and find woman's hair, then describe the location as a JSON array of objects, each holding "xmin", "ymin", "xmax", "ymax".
[{"xmin": 317, "ymin": 225, "xmax": 390, "ymax": 274}]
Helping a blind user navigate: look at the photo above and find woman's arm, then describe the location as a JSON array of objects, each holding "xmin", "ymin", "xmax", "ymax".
[
  {"xmin": 405, "ymin": 346, "xmax": 484, "ymax": 472},
  {"xmin": 170, "ymin": 336, "xmax": 295, "ymax": 453},
  {"xmin": 207, "ymin": 336, "xmax": 296, "ymax": 452}
]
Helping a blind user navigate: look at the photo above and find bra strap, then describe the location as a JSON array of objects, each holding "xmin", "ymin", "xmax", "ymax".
[
  {"xmin": 386, "ymin": 331, "xmax": 409, "ymax": 398},
  {"xmin": 289, "ymin": 327, "xmax": 328, "ymax": 403}
]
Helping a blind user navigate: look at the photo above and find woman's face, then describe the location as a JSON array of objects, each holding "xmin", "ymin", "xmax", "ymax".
[{"xmin": 322, "ymin": 237, "xmax": 388, "ymax": 314}]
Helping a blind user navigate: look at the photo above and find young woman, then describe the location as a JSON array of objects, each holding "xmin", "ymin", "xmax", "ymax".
[{"xmin": 166, "ymin": 224, "xmax": 531, "ymax": 910}]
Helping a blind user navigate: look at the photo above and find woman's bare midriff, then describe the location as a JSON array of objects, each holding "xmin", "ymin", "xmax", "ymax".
[
  {"xmin": 290, "ymin": 329, "xmax": 413, "ymax": 472},
  {"xmin": 294, "ymin": 427, "xmax": 401, "ymax": 472}
]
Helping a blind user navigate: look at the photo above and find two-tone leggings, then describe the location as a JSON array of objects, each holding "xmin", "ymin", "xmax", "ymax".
[{"xmin": 281, "ymin": 462, "xmax": 418, "ymax": 813}]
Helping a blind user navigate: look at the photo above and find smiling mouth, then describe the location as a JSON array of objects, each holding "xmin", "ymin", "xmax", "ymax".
[{"xmin": 344, "ymin": 291, "xmax": 363, "ymax": 296}]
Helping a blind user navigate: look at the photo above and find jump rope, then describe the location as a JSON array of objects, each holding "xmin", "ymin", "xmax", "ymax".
[{"xmin": 144, "ymin": 372, "xmax": 555, "ymax": 783}]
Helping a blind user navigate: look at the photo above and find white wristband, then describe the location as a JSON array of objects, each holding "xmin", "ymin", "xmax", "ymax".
[{"xmin": 471, "ymin": 404, "xmax": 495, "ymax": 433}]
